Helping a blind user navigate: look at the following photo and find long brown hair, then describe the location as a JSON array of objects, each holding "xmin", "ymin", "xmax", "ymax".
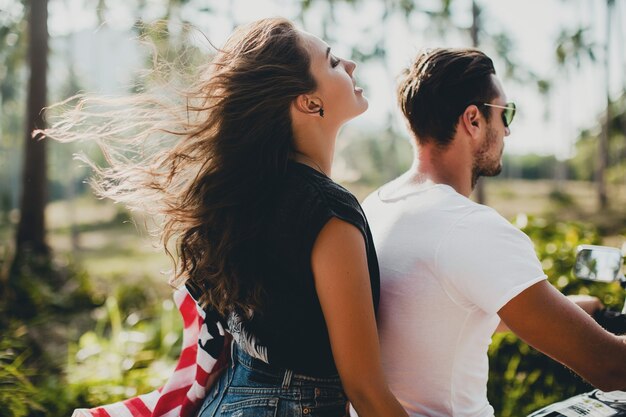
[{"xmin": 43, "ymin": 18, "xmax": 316, "ymax": 315}]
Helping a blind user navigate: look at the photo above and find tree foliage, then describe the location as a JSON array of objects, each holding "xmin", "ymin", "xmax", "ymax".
[
  {"xmin": 488, "ymin": 215, "xmax": 622, "ymax": 416},
  {"xmin": 570, "ymin": 94, "xmax": 626, "ymax": 183}
]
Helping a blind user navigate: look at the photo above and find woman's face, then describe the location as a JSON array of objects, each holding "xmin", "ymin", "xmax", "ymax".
[{"xmin": 299, "ymin": 31, "xmax": 368, "ymax": 124}]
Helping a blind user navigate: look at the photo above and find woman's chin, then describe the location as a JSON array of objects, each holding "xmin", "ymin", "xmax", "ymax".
[{"xmin": 358, "ymin": 98, "xmax": 369, "ymax": 114}]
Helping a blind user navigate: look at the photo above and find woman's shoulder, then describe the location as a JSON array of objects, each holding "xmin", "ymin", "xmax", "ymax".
[{"xmin": 282, "ymin": 162, "xmax": 366, "ymax": 228}]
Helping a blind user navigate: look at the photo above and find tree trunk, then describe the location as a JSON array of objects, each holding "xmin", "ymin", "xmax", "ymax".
[
  {"xmin": 471, "ymin": 0, "xmax": 486, "ymax": 204},
  {"xmin": 15, "ymin": 0, "xmax": 49, "ymax": 256},
  {"xmin": 597, "ymin": 0, "xmax": 611, "ymax": 210},
  {"xmin": 597, "ymin": 102, "xmax": 609, "ymax": 210}
]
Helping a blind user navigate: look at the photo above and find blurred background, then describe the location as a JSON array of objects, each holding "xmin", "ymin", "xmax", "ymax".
[{"xmin": 1, "ymin": 1, "xmax": 625, "ymax": 416}]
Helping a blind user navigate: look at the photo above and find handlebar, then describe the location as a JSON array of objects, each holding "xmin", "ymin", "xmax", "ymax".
[{"xmin": 593, "ymin": 308, "xmax": 626, "ymax": 335}]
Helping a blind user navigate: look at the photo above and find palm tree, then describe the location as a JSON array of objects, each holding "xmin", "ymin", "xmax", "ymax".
[
  {"xmin": 14, "ymin": 0, "xmax": 49, "ymax": 258},
  {"xmin": 5, "ymin": 0, "xmax": 50, "ymax": 315},
  {"xmin": 469, "ymin": 0, "xmax": 488, "ymax": 203},
  {"xmin": 554, "ymin": 23, "xmax": 602, "ymax": 203},
  {"xmin": 597, "ymin": 0, "xmax": 616, "ymax": 210}
]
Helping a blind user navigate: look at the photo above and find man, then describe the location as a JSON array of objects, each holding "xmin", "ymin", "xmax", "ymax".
[{"xmin": 362, "ymin": 48, "xmax": 626, "ymax": 417}]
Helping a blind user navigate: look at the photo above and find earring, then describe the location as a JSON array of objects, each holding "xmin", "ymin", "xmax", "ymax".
[{"xmin": 319, "ymin": 108, "xmax": 324, "ymax": 118}]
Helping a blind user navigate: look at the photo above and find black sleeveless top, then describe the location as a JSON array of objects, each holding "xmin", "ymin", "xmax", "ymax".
[{"xmin": 227, "ymin": 160, "xmax": 380, "ymax": 377}]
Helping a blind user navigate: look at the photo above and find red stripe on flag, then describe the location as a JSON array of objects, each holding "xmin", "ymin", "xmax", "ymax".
[
  {"xmin": 180, "ymin": 398, "xmax": 203, "ymax": 417},
  {"xmin": 175, "ymin": 345, "xmax": 198, "ymax": 371},
  {"xmin": 123, "ymin": 397, "xmax": 152, "ymax": 417},
  {"xmin": 89, "ymin": 408, "xmax": 112, "ymax": 417},
  {"xmin": 151, "ymin": 386, "xmax": 192, "ymax": 416},
  {"xmin": 179, "ymin": 295, "xmax": 198, "ymax": 328},
  {"xmin": 195, "ymin": 364, "xmax": 209, "ymax": 383}
]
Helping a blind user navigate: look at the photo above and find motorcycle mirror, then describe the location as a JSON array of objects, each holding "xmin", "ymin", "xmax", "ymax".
[{"xmin": 573, "ymin": 245, "xmax": 624, "ymax": 283}]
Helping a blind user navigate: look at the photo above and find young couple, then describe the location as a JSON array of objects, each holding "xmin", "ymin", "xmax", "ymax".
[{"xmin": 51, "ymin": 17, "xmax": 626, "ymax": 417}]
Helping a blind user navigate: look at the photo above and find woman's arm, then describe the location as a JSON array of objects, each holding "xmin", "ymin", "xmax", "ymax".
[{"xmin": 311, "ymin": 217, "xmax": 408, "ymax": 417}]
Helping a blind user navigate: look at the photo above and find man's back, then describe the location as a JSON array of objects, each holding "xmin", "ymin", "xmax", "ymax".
[{"xmin": 363, "ymin": 180, "xmax": 546, "ymax": 417}]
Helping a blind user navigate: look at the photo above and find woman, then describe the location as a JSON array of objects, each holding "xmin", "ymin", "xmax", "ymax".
[{"xmin": 46, "ymin": 18, "xmax": 407, "ymax": 417}]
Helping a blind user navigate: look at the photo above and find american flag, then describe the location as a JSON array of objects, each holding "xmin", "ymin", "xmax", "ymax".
[{"xmin": 72, "ymin": 287, "xmax": 231, "ymax": 417}]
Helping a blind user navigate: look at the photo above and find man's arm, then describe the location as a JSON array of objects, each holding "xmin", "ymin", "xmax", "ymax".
[
  {"xmin": 495, "ymin": 294, "xmax": 604, "ymax": 333},
  {"xmin": 498, "ymin": 280, "xmax": 626, "ymax": 391}
]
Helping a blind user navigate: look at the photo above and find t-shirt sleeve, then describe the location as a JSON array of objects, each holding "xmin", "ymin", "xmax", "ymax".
[
  {"xmin": 435, "ymin": 207, "xmax": 547, "ymax": 315},
  {"xmin": 285, "ymin": 180, "xmax": 366, "ymax": 259},
  {"xmin": 303, "ymin": 193, "xmax": 336, "ymax": 253}
]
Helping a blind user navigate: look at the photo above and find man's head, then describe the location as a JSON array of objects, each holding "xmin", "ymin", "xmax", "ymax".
[{"xmin": 397, "ymin": 48, "xmax": 514, "ymax": 185}]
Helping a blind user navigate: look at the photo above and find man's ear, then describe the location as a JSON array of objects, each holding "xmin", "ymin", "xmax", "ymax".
[
  {"xmin": 293, "ymin": 94, "xmax": 323, "ymax": 116},
  {"xmin": 460, "ymin": 104, "xmax": 482, "ymax": 138}
]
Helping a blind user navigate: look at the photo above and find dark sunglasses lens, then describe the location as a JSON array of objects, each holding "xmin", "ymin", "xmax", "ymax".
[{"xmin": 503, "ymin": 103, "xmax": 516, "ymax": 127}]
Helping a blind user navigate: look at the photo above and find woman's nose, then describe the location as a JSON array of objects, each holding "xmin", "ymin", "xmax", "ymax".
[{"xmin": 345, "ymin": 59, "xmax": 356, "ymax": 74}]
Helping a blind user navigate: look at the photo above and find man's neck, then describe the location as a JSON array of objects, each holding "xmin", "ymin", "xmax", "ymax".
[{"xmin": 410, "ymin": 143, "xmax": 473, "ymax": 197}]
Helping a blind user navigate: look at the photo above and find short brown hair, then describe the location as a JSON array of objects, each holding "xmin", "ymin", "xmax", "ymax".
[{"xmin": 398, "ymin": 48, "xmax": 497, "ymax": 147}]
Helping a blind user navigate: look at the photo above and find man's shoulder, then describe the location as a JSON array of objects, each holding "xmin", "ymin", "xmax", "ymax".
[
  {"xmin": 363, "ymin": 181, "xmax": 488, "ymax": 216},
  {"xmin": 439, "ymin": 203, "xmax": 534, "ymax": 261},
  {"xmin": 454, "ymin": 203, "xmax": 518, "ymax": 232},
  {"xmin": 362, "ymin": 188, "xmax": 380, "ymax": 210},
  {"xmin": 361, "ymin": 181, "xmax": 527, "ymax": 246}
]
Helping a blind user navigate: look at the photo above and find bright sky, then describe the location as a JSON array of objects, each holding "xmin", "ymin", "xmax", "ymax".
[{"xmin": 41, "ymin": 0, "xmax": 626, "ymax": 157}]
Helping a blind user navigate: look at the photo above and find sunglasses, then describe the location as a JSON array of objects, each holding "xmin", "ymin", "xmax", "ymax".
[{"xmin": 481, "ymin": 102, "xmax": 516, "ymax": 127}]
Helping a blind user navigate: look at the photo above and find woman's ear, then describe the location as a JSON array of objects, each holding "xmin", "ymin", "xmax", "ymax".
[{"xmin": 293, "ymin": 94, "xmax": 323, "ymax": 116}]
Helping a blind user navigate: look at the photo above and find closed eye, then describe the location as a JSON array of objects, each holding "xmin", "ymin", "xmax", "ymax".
[{"xmin": 330, "ymin": 55, "xmax": 341, "ymax": 68}]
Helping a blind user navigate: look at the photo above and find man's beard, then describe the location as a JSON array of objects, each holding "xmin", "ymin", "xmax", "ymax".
[{"xmin": 471, "ymin": 126, "xmax": 502, "ymax": 189}]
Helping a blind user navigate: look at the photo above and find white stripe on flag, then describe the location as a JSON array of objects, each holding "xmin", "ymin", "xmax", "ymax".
[
  {"xmin": 196, "ymin": 348, "xmax": 217, "ymax": 373},
  {"xmin": 71, "ymin": 409, "xmax": 94, "ymax": 417},
  {"xmin": 139, "ymin": 390, "xmax": 161, "ymax": 411},
  {"xmin": 106, "ymin": 401, "xmax": 135, "ymax": 417},
  {"xmin": 160, "ymin": 365, "xmax": 196, "ymax": 394},
  {"xmin": 173, "ymin": 288, "xmax": 187, "ymax": 307},
  {"xmin": 196, "ymin": 303, "xmax": 206, "ymax": 319},
  {"xmin": 187, "ymin": 381, "xmax": 207, "ymax": 402}
]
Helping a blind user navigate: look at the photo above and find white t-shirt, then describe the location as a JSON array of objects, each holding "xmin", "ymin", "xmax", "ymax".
[{"xmin": 362, "ymin": 182, "xmax": 546, "ymax": 417}]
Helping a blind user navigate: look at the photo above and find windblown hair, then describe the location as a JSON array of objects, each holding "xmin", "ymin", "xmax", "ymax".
[
  {"xmin": 43, "ymin": 18, "xmax": 316, "ymax": 315},
  {"xmin": 397, "ymin": 48, "xmax": 497, "ymax": 148}
]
